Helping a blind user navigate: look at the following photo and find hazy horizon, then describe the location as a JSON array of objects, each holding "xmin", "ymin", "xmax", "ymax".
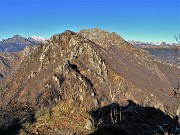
[{"xmin": 0, "ymin": 29, "xmax": 179, "ymax": 44}]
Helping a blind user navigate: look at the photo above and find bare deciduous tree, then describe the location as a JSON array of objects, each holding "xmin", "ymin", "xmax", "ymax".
[
  {"xmin": 174, "ymin": 34, "xmax": 180, "ymax": 44},
  {"xmin": 109, "ymin": 80, "xmax": 125, "ymax": 102},
  {"xmin": 108, "ymin": 80, "xmax": 125, "ymax": 124},
  {"xmin": 173, "ymin": 34, "xmax": 180, "ymax": 95}
]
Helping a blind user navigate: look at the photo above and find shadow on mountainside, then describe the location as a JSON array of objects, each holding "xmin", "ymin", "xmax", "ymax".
[
  {"xmin": 90, "ymin": 100, "xmax": 179, "ymax": 135},
  {"xmin": 0, "ymin": 101, "xmax": 35, "ymax": 135},
  {"xmin": 0, "ymin": 100, "xmax": 179, "ymax": 135}
]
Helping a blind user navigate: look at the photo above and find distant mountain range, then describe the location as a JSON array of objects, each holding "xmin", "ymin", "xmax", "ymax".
[
  {"xmin": 0, "ymin": 35, "xmax": 47, "ymax": 52},
  {"xmin": 1, "ymin": 35, "xmax": 179, "ymax": 52},
  {"xmin": 128, "ymin": 40, "xmax": 179, "ymax": 48}
]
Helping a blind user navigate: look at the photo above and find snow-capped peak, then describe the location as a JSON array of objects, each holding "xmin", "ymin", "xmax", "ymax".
[{"xmin": 30, "ymin": 36, "xmax": 47, "ymax": 42}]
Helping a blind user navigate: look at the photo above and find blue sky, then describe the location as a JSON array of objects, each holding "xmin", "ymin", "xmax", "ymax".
[{"xmin": 0, "ymin": 0, "xmax": 179, "ymax": 42}]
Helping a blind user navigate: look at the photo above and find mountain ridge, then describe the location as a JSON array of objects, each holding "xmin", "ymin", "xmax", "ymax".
[
  {"xmin": 0, "ymin": 28, "xmax": 179, "ymax": 134},
  {"xmin": 0, "ymin": 35, "xmax": 47, "ymax": 52},
  {"xmin": 1, "ymin": 29, "xmax": 178, "ymax": 111},
  {"xmin": 129, "ymin": 40, "xmax": 179, "ymax": 47}
]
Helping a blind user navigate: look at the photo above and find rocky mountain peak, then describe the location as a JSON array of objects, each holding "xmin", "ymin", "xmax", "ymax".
[
  {"xmin": 1, "ymin": 35, "xmax": 26, "ymax": 44},
  {"xmin": 12, "ymin": 34, "xmax": 22, "ymax": 39},
  {"xmin": 49, "ymin": 30, "xmax": 76, "ymax": 43},
  {"xmin": 79, "ymin": 28, "xmax": 131, "ymax": 50}
]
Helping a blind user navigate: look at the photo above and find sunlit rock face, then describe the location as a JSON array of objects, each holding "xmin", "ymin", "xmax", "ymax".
[{"xmin": 0, "ymin": 28, "xmax": 179, "ymax": 118}]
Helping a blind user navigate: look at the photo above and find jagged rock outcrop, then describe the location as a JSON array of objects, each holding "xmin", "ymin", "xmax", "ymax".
[
  {"xmin": 0, "ymin": 31, "xmax": 100, "ymax": 111},
  {"xmin": 0, "ymin": 28, "xmax": 179, "ymax": 134},
  {"xmin": 0, "ymin": 52, "xmax": 22, "ymax": 80}
]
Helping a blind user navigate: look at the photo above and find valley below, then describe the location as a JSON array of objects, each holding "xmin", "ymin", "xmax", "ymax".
[{"xmin": 143, "ymin": 47, "xmax": 180, "ymax": 66}]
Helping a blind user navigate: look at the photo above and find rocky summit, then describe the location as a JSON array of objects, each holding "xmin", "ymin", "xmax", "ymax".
[{"xmin": 0, "ymin": 28, "xmax": 179, "ymax": 135}]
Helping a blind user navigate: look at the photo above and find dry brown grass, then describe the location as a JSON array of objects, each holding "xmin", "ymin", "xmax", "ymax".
[{"xmin": 24, "ymin": 101, "xmax": 92, "ymax": 134}]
